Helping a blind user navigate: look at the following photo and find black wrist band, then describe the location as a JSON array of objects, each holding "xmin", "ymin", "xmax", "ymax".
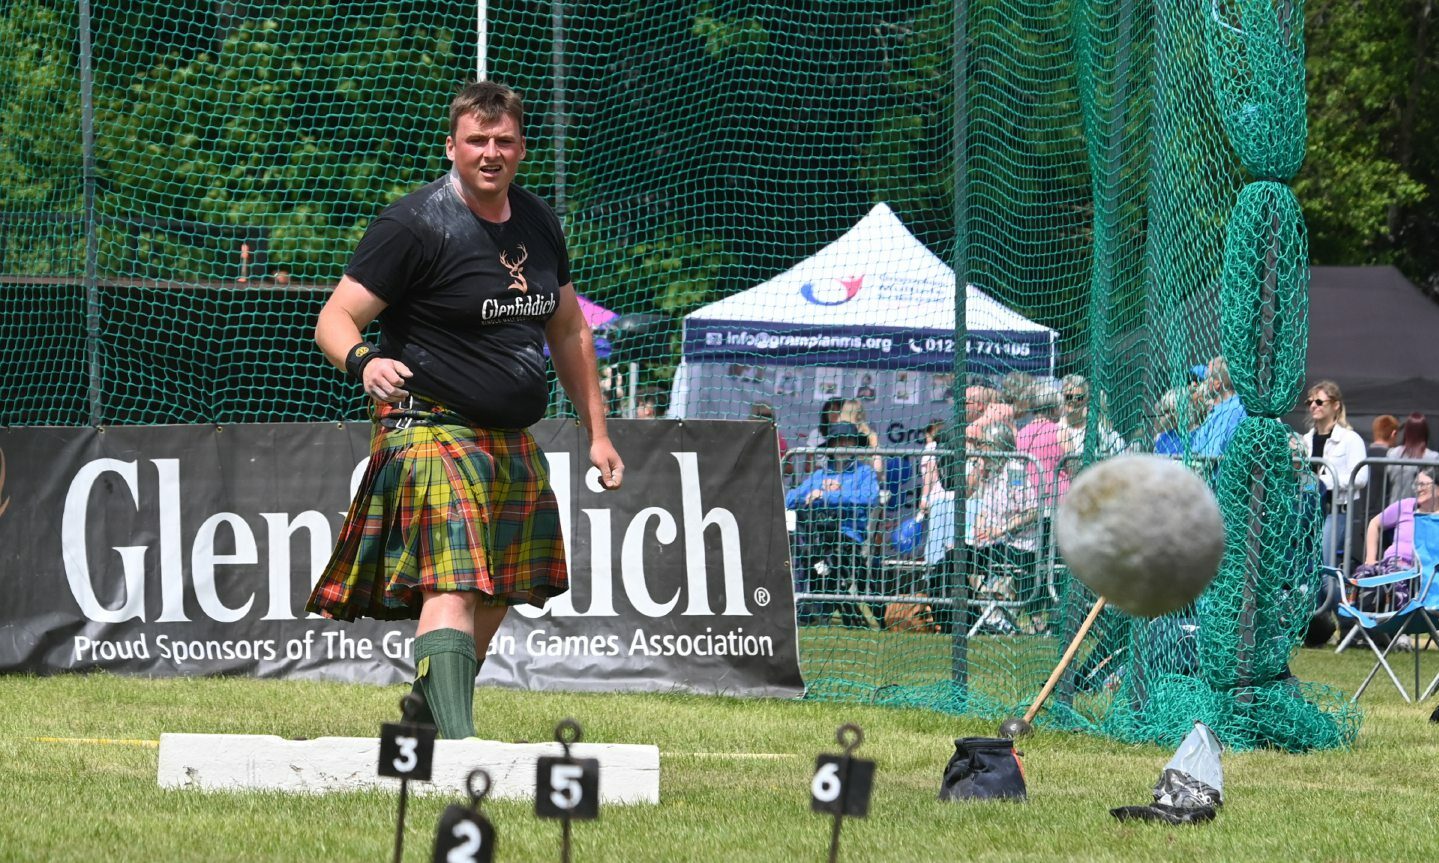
[{"xmin": 345, "ymin": 341, "xmax": 381, "ymax": 382}]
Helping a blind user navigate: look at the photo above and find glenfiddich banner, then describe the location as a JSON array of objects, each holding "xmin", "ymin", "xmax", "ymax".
[{"xmin": 0, "ymin": 420, "xmax": 803, "ymax": 697}]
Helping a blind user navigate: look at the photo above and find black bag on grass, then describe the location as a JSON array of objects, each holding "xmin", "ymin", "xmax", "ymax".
[{"xmin": 937, "ymin": 737, "xmax": 1027, "ymax": 802}]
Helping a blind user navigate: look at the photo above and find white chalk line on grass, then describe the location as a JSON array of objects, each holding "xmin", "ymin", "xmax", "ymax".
[
  {"xmin": 30, "ymin": 736, "xmax": 159, "ymax": 748},
  {"xmin": 28, "ymin": 737, "xmax": 795, "ymax": 760},
  {"xmin": 670, "ymin": 752, "xmax": 796, "ymax": 760}
]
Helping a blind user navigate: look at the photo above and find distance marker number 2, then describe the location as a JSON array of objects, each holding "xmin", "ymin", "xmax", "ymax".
[{"xmin": 432, "ymin": 805, "xmax": 495, "ymax": 863}]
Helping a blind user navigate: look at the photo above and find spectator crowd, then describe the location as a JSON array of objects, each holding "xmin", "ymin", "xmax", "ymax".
[{"xmin": 774, "ymin": 359, "xmax": 1439, "ymax": 636}]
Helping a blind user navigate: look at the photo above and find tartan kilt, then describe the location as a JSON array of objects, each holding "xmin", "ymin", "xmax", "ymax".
[{"xmin": 306, "ymin": 399, "xmax": 568, "ymax": 621}]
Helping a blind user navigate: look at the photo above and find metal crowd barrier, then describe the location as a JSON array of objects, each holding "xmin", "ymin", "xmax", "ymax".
[
  {"xmin": 781, "ymin": 445, "xmax": 1052, "ymax": 635},
  {"xmin": 777, "ymin": 441, "xmax": 1422, "ymax": 637}
]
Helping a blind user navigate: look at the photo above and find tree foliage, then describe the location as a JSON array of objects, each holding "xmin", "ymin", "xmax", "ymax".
[
  {"xmin": 94, "ymin": 2, "xmax": 464, "ymax": 281},
  {"xmin": 1298, "ymin": 0, "xmax": 1437, "ymax": 289},
  {"xmin": 0, "ymin": 1, "xmax": 1434, "ymax": 299},
  {"xmin": 0, "ymin": 0, "xmax": 83, "ymax": 273}
]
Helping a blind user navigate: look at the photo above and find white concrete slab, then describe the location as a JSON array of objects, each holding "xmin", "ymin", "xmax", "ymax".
[{"xmin": 157, "ymin": 733, "xmax": 659, "ymax": 804}]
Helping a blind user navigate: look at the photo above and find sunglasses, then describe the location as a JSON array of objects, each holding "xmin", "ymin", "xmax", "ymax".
[
  {"xmin": 1064, "ymin": 393, "xmax": 1087, "ymax": 403},
  {"xmin": 1305, "ymin": 398, "xmax": 1330, "ymax": 406}
]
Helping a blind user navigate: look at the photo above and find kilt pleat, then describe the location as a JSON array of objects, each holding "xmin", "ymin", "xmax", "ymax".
[{"xmin": 306, "ymin": 399, "xmax": 568, "ymax": 621}]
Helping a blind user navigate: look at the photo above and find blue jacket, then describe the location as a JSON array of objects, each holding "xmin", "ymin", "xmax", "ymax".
[
  {"xmin": 1193, "ymin": 394, "xmax": 1248, "ymax": 457},
  {"xmin": 786, "ymin": 462, "xmax": 880, "ymax": 543}
]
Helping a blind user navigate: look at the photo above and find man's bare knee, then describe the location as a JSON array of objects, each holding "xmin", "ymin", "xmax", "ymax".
[{"xmin": 418, "ymin": 590, "xmax": 481, "ymax": 635}]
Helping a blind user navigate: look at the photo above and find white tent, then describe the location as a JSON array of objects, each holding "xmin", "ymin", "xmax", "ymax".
[{"xmin": 670, "ymin": 203, "xmax": 1057, "ymax": 447}]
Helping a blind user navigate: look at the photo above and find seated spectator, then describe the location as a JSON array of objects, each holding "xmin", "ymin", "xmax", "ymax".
[
  {"xmin": 918, "ymin": 419, "xmax": 954, "ymax": 517},
  {"xmin": 922, "ymin": 421, "xmax": 966, "ymax": 569},
  {"xmin": 1302, "ymin": 380, "xmax": 1369, "ymax": 567},
  {"xmin": 921, "ymin": 422, "xmax": 1040, "ymax": 591},
  {"xmin": 1363, "ymin": 467, "xmax": 1439, "ymax": 569},
  {"xmin": 803, "ymin": 397, "xmax": 847, "ymax": 473},
  {"xmin": 1152, "ymin": 387, "xmax": 1190, "ymax": 455},
  {"xmin": 969, "ymin": 422, "xmax": 1041, "ymax": 582},
  {"xmin": 965, "ymin": 385, "xmax": 1013, "ymax": 439},
  {"xmin": 836, "ymin": 397, "xmax": 884, "ymax": 474},
  {"xmin": 1354, "ymin": 468, "xmax": 1439, "ymax": 616},
  {"xmin": 1017, "ymin": 378, "xmax": 1070, "ymax": 508},
  {"xmin": 1057, "ymin": 374, "xmax": 1125, "ymax": 458},
  {"xmin": 1191, "ymin": 355, "xmax": 1248, "ymax": 457},
  {"xmin": 785, "ymin": 422, "xmax": 880, "ymax": 627},
  {"xmin": 806, "ymin": 397, "xmax": 846, "ymax": 446},
  {"xmin": 998, "ymin": 372, "xmax": 1037, "ymax": 429},
  {"xmin": 1385, "ymin": 413, "xmax": 1439, "ymax": 506}
]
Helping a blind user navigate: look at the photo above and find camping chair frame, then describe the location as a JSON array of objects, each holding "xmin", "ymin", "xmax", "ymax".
[{"xmin": 1335, "ymin": 512, "xmax": 1439, "ymax": 702}]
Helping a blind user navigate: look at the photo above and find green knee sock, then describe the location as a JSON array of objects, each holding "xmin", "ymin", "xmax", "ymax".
[
  {"xmin": 407, "ymin": 677, "xmax": 435, "ymax": 725},
  {"xmin": 412, "ymin": 628, "xmax": 479, "ymax": 739}
]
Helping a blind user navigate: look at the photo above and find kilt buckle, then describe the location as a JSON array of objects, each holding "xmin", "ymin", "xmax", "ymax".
[{"xmin": 391, "ymin": 395, "xmax": 416, "ymax": 430}]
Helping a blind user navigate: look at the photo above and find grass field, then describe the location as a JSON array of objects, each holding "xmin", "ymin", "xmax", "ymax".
[{"xmin": 4, "ymin": 645, "xmax": 1437, "ymax": 863}]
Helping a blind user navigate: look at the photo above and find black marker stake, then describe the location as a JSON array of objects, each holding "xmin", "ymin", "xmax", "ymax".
[
  {"xmin": 432, "ymin": 769, "xmax": 496, "ymax": 863},
  {"xmin": 395, "ymin": 775, "xmax": 410, "ymax": 863},
  {"xmin": 380, "ymin": 693, "xmax": 436, "ymax": 863},
  {"xmin": 810, "ymin": 724, "xmax": 874, "ymax": 863},
  {"xmin": 535, "ymin": 718, "xmax": 600, "ymax": 863}
]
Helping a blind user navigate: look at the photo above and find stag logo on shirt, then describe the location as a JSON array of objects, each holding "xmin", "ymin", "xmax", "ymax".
[{"xmin": 501, "ymin": 244, "xmax": 529, "ymax": 293}]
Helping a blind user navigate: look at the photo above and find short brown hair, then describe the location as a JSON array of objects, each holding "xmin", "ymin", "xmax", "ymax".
[
  {"xmin": 1372, "ymin": 414, "xmax": 1399, "ymax": 442},
  {"xmin": 449, "ymin": 81, "xmax": 525, "ymax": 137}
]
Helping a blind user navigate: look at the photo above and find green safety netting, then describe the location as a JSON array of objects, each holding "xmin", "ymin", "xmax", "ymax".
[{"xmin": 0, "ymin": 0, "xmax": 1359, "ymax": 750}]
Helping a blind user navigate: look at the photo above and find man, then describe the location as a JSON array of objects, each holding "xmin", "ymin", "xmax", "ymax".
[
  {"xmin": 964, "ymin": 385, "xmax": 1012, "ymax": 440},
  {"xmin": 306, "ymin": 81, "xmax": 623, "ymax": 739},
  {"xmin": 785, "ymin": 422, "xmax": 879, "ymax": 627},
  {"xmin": 1370, "ymin": 414, "xmax": 1399, "ymax": 457},
  {"xmin": 1191, "ymin": 355, "xmax": 1248, "ymax": 458}
]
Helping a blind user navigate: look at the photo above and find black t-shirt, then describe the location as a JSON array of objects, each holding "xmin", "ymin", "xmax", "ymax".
[
  {"xmin": 346, "ymin": 175, "xmax": 570, "ymax": 428},
  {"xmin": 1311, "ymin": 432, "xmax": 1330, "ymax": 459}
]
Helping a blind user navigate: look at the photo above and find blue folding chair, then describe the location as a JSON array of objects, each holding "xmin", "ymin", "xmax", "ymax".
[{"xmin": 1336, "ymin": 512, "xmax": 1439, "ymax": 702}]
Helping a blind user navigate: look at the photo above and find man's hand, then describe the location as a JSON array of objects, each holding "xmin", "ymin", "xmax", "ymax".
[
  {"xmin": 362, "ymin": 358, "xmax": 414, "ymax": 403},
  {"xmin": 591, "ymin": 436, "xmax": 624, "ymax": 489}
]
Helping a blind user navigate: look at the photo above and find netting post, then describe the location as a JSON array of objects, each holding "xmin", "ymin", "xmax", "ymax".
[
  {"xmin": 476, "ymin": 0, "xmax": 488, "ymax": 81},
  {"xmin": 948, "ymin": 0, "xmax": 972, "ymax": 692},
  {"xmin": 551, "ymin": 0, "xmax": 568, "ymax": 218},
  {"xmin": 79, "ymin": 0, "xmax": 101, "ymax": 426}
]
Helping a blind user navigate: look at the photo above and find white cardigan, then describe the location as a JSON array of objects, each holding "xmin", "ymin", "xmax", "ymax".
[{"xmin": 1301, "ymin": 424, "xmax": 1369, "ymax": 505}]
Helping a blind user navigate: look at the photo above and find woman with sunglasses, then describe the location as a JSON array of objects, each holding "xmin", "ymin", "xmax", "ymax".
[
  {"xmin": 1057, "ymin": 374, "xmax": 1125, "ymax": 459},
  {"xmin": 1300, "ymin": 381, "xmax": 1369, "ymax": 567}
]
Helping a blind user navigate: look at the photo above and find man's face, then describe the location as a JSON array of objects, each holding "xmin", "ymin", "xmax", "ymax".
[
  {"xmin": 446, "ymin": 112, "xmax": 526, "ymax": 204},
  {"xmin": 1205, "ymin": 362, "xmax": 1223, "ymax": 396}
]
